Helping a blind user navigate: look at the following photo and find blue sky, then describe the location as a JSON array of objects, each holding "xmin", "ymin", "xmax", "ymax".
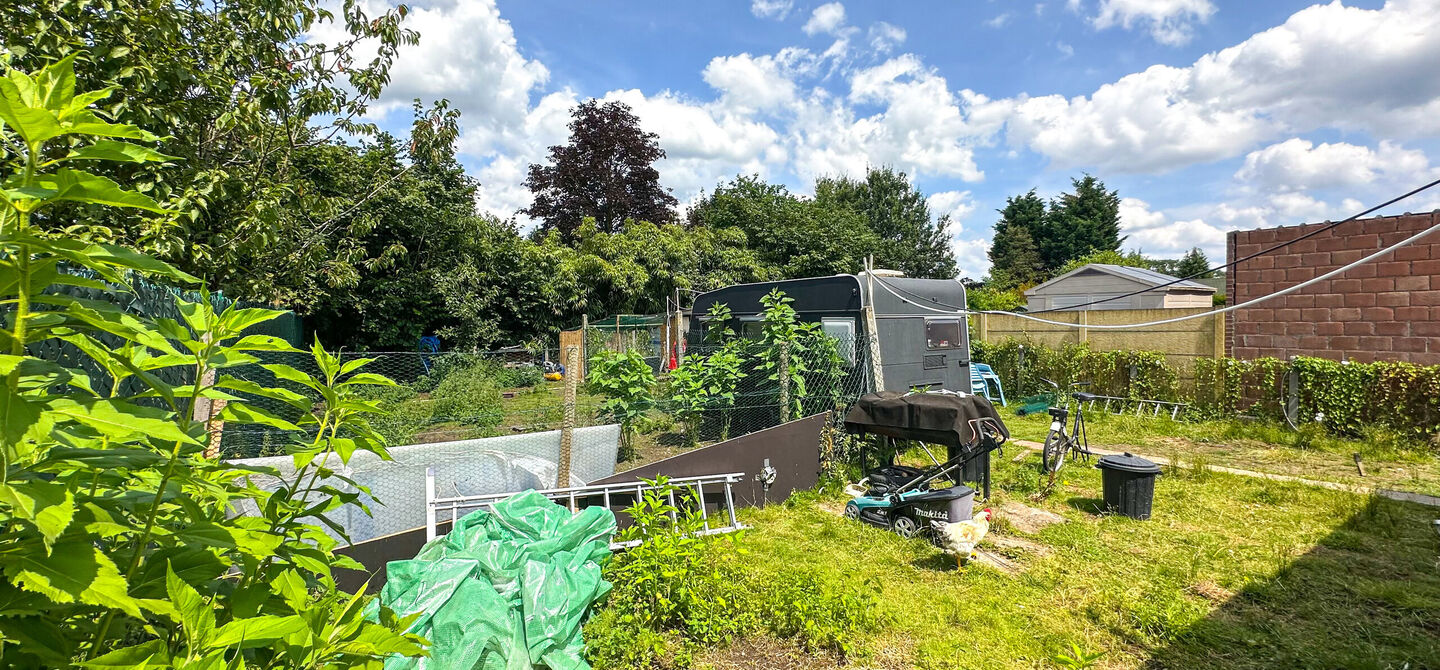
[{"xmin": 325, "ymin": 0, "xmax": 1440, "ymax": 279}]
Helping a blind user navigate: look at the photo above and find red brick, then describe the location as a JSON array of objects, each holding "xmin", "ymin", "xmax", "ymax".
[
  {"xmin": 1413, "ymin": 321, "xmax": 1440, "ymax": 337},
  {"xmin": 1258, "ymin": 321, "xmax": 1287, "ymax": 335},
  {"xmin": 1235, "ymin": 320, "xmax": 1261, "ymax": 335},
  {"xmin": 1330, "ymin": 249, "xmax": 1364, "ymax": 264},
  {"xmin": 1316, "ymin": 236, "xmax": 1348, "ymax": 252},
  {"xmin": 1347, "ymin": 263, "xmax": 1378, "ymax": 279},
  {"xmin": 1376, "ymin": 261, "xmax": 1411, "ymax": 277},
  {"xmin": 1274, "ymin": 254, "xmax": 1301, "ymax": 269},
  {"xmin": 1312, "ymin": 293, "xmax": 1343, "ymax": 307},
  {"xmin": 1344, "ymin": 321, "xmax": 1375, "ymax": 336},
  {"xmin": 1235, "ymin": 243, "xmax": 1262, "ymax": 258},
  {"xmin": 1393, "ymin": 245, "xmax": 1431, "ymax": 262},
  {"xmin": 1289, "ymin": 294, "xmax": 1316, "ymax": 308},
  {"xmin": 1412, "ymin": 259, "xmax": 1440, "ymax": 275},
  {"xmin": 1394, "ymin": 337, "xmax": 1430, "ymax": 353},
  {"xmin": 1332, "ymin": 279, "xmax": 1363, "ymax": 292},
  {"xmin": 1233, "ymin": 347, "xmax": 1259, "ymax": 360},
  {"xmin": 1241, "ymin": 335, "xmax": 1273, "ymax": 348},
  {"xmin": 1364, "ymin": 219, "xmax": 1399, "ymax": 235},
  {"xmin": 1312, "ymin": 350, "xmax": 1346, "ymax": 362},
  {"xmin": 1361, "ymin": 277, "xmax": 1395, "ymax": 292},
  {"xmin": 1376, "ymin": 292, "xmax": 1411, "ymax": 307},
  {"xmin": 1358, "ymin": 336, "xmax": 1392, "ymax": 351},
  {"xmin": 1248, "ymin": 255, "xmax": 1275, "ymax": 270},
  {"xmin": 1289, "ymin": 321, "xmax": 1316, "ymax": 335},
  {"xmin": 1315, "ymin": 321, "xmax": 1343, "ymax": 335},
  {"xmin": 1333, "ymin": 307, "xmax": 1362, "ymax": 321},
  {"xmin": 1260, "ymin": 269, "xmax": 1286, "ymax": 282},
  {"xmin": 1286, "ymin": 268, "xmax": 1316, "ymax": 282},
  {"xmin": 1375, "ymin": 321, "xmax": 1410, "ymax": 336},
  {"xmin": 1346, "ymin": 233, "xmax": 1381, "ymax": 248},
  {"xmin": 1301, "ymin": 252, "xmax": 1331, "ymax": 267},
  {"xmin": 1345, "ymin": 293, "xmax": 1378, "ymax": 308},
  {"xmin": 1395, "ymin": 275, "xmax": 1431, "ymax": 291},
  {"xmin": 1409, "ymin": 352, "xmax": 1440, "ymax": 366},
  {"xmin": 1347, "ymin": 350, "xmax": 1377, "ymax": 363},
  {"xmin": 1273, "ymin": 308, "xmax": 1300, "ymax": 321},
  {"xmin": 1274, "ymin": 335, "xmax": 1301, "ymax": 349},
  {"xmin": 1235, "ymin": 270, "xmax": 1261, "ymax": 284},
  {"xmin": 1412, "ymin": 290, "xmax": 1440, "ymax": 306},
  {"xmin": 1397, "ymin": 306, "xmax": 1429, "ymax": 321},
  {"xmin": 1291, "ymin": 239, "xmax": 1318, "ymax": 254},
  {"xmin": 1299, "ymin": 335, "xmax": 1328, "ymax": 348},
  {"xmin": 1301, "ymin": 308, "xmax": 1331, "ymax": 322},
  {"xmin": 1381, "ymin": 232, "xmax": 1412, "ymax": 246},
  {"xmin": 1258, "ymin": 348, "xmax": 1288, "ymax": 359},
  {"xmin": 1331, "ymin": 336, "xmax": 1359, "ymax": 349},
  {"xmin": 1361, "ymin": 307, "xmax": 1395, "ymax": 321}
]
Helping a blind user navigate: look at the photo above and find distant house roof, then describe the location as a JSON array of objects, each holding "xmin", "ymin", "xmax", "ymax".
[{"xmin": 1024, "ymin": 263, "xmax": 1215, "ymax": 296}]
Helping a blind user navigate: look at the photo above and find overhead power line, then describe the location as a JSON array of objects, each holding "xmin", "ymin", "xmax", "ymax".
[
  {"xmin": 871, "ymin": 214, "xmax": 1440, "ymax": 330},
  {"xmin": 1024, "ymin": 176, "xmax": 1440, "ymax": 314}
]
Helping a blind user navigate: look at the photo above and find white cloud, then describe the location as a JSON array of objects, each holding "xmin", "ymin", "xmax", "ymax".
[
  {"xmin": 803, "ymin": 2, "xmax": 847, "ymax": 36},
  {"xmin": 868, "ymin": 22, "xmax": 907, "ymax": 53},
  {"xmin": 703, "ymin": 53, "xmax": 800, "ymax": 112},
  {"xmin": 950, "ymin": 237, "xmax": 991, "ymax": 280},
  {"xmin": 1093, "ymin": 0, "xmax": 1216, "ymax": 46},
  {"xmin": 1234, "ymin": 139, "xmax": 1433, "ymax": 193},
  {"xmin": 751, "ymin": 0, "xmax": 793, "ymax": 20},
  {"xmin": 1118, "ymin": 198, "xmax": 1231, "ymax": 258},
  {"xmin": 1007, "ymin": 0, "xmax": 1440, "ymax": 173},
  {"xmin": 985, "ymin": 13, "xmax": 1012, "ymax": 29},
  {"xmin": 929, "ymin": 190, "xmax": 976, "ymax": 223},
  {"xmin": 1055, "ymin": 41, "xmax": 1074, "ymax": 58}
]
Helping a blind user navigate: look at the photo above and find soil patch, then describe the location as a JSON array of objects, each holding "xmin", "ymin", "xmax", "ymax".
[
  {"xmin": 696, "ymin": 636, "xmax": 843, "ymax": 670},
  {"xmin": 997, "ymin": 501, "xmax": 1067, "ymax": 534}
]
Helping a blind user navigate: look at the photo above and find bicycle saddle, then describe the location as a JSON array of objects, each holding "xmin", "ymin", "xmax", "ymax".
[{"xmin": 1072, "ymin": 391, "xmax": 1100, "ymax": 402}]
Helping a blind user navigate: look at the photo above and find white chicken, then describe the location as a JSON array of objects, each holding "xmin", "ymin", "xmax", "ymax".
[{"xmin": 933, "ymin": 508, "xmax": 993, "ymax": 569}]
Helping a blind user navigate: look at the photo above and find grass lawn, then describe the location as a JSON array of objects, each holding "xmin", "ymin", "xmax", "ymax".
[
  {"xmin": 722, "ymin": 453, "xmax": 1440, "ymax": 669},
  {"xmin": 1001, "ymin": 410, "xmax": 1440, "ymax": 498}
]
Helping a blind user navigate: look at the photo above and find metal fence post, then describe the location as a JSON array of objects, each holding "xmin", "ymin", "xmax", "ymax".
[
  {"xmin": 557, "ymin": 345, "xmax": 579, "ymax": 488},
  {"xmin": 425, "ymin": 467, "xmax": 437, "ymax": 542}
]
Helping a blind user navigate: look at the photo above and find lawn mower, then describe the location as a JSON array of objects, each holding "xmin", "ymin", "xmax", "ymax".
[{"xmin": 843, "ymin": 416, "xmax": 1007, "ymax": 539}]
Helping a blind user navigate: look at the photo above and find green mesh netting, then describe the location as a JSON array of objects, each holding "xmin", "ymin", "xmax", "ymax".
[{"xmin": 374, "ymin": 491, "xmax": 616, "ymax": 669}]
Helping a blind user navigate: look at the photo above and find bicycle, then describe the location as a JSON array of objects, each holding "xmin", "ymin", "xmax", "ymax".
[{"xmin": 1038, "ymin": 378, "xmax": 1097, "ymax": 476}]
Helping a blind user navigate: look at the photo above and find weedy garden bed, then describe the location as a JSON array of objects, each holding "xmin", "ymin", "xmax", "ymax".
[{"xmin": 587, "ymin": 453, "xmax": 1440, "ymax": 669}]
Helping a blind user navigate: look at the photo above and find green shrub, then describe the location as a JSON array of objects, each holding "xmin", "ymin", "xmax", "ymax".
[
  {"xmin": 360, "ymin": 385, "xmax": 433, "ymax": 446},
  {"xmin": 502, "ymin": 363, "xmax": 545, "ymax": 388},
  {"xmin": 588, "ymin": 478, "xmax": 877, "ymax": 668},
  {"xmin": 587, "ymin": 349, "xmax": 656, "ymax": 460},
  {"xmin": 430, "ymin": 359, "xmax": 505, "ymax": 427}
]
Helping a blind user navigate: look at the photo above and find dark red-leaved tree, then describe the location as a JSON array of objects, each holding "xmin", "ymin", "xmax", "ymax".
[{"xmin": 523, "ymin": 100, "xmax": 677, "ymax": 242}]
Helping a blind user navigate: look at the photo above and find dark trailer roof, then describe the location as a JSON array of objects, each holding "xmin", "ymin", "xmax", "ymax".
[{"xmin": 691, "ymin": 274, "xmax": 966, "ymax": 318}]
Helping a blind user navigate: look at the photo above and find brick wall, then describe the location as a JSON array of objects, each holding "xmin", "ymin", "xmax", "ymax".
[{"xmin": 1226, "ymin": 211, "xmax": 1440, "ymax": 364}]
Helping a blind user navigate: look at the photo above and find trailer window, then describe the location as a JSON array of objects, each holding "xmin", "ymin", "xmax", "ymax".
[
  {"xmin": 821, "ymin": 318, "xmax": 857, "ymax": 367},
  {"xmin": 926, "ymin": 319, "xmax": 962, "ymax": 350}
]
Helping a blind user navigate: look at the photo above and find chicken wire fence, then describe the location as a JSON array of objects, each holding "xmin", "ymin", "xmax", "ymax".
[{"xmin": 217, "ymin": 335, "xmax": 877, "ymax": 462}]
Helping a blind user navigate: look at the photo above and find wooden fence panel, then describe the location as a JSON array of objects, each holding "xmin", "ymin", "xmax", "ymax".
[{"xmin": 971, "ymin": 308, "xmax": 1225, "ymax": 378}]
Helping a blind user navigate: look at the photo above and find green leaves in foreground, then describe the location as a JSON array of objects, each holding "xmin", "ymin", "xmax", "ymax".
[{"xmin": 0, "ymin": 54, "xmax": 427, "ymax": 668}]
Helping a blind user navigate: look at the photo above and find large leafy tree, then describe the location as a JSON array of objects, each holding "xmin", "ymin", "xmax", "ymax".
[
  {"xmin": 3, "ymin": 0, "xmax": 417, "ymax": 301},
  {"xmin": 1043, "ymin": 174, "xmax": 1123, "ymax": 269},
  {"xmin": 988, "ymin": 189, "xmax": 1048, "ymax": 288},
  {"xmin": 814, "ymin": 166, "xmax": 958, "ymax": 278},
  {"xmin": 687, "ymin": 175, "xmax": 875, "ymax": 278},
  {"xmin": 1177, "ymin": 247, "xmax": 1213, "ymax": 278},
  {"xmin": 524, "ymin": 100, "xmax": 678, "ymax": 242}
]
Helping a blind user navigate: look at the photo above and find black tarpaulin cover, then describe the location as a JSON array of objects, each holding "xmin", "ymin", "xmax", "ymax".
[{"xmin": 844, "ymin": 391, "xmax": 1009, "ymax": 449}]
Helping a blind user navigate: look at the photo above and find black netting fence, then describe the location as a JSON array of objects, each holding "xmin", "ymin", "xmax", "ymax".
[{"xmin": 217, "ymin": 335, "xmax": 878, "ymax": 464}]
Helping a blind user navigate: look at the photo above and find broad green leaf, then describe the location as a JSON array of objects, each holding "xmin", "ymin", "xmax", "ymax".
[
  {"xmin": 166, "ymin": 564, "xmax": 215, "ymax": 649},
  {"xmin": 219, "ymin": 402, "xmax": 300, "ymax": 431},
  {"xmin": 260, "ymin": 363, "xmax": 320, "ymax": 390},
  {"xmin": 0, "ymin": 80, "xmax": 61, "ymax": 144},
  {"xmin": 51, "ymin": 140, "xmax": 177, "ymax": 166},
  {"xmin": 46, "ymin": 397, "xmax": 196, "ymax": 445},
  {"xmin": 34, "ymin": 53, "xmax": 77, "ymax": 114},
  {"xmin": 0, "ymin": 387, "xmax": 48, "ymax": 460},
  {"xmin": 219, "ymin": 307, "xmax": 286, "ymax": 336},
  {"xmin": 338, "ymin": 372, "xmax": 395, "ymax": 388},
  {"xmin": 4, "ymin": 540, "xmax": 142, "ymax": 618},
  {"xmin": 0, "ymin": 481, "xmax": 74, "ymax": 549},
  {"xmin": 228, "ymin": 334, "xmax": 300, "ymax": 352},
  {"xmin": 270, "ymin": 570, "xmax": 310, "ymax": 612},
  {"xmin": 77, "ymin": 640, "xmax": 171, "ymax": 669},
  {"xmin": 58, "ymin": 109, "xmax": 158, "ymax": 142},
  {"xmin": 337, "ymin": 356, "xmax": 377, "ymax": 376},
  {"xmin": 209, "ymin": 615, "xmax": 307, "ymax": 649},
  {"xmin": 27, "ymin": 168, "xmax": 171, "ymax": 213},
  {"xmin": 39, "ymin": 446, "xmax": 168, "ymax": 470},
  {"xmin": 215, "ymin": 377, "xmax": 311, "ymax": 411}
]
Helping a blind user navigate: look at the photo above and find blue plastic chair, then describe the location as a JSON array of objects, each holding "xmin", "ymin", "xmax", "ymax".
[
  {"xmin": 417, "ymin": 335, "xmax": 441, "ymax": 374},
  {"xmin": 969, "ymin": 366, "xmax": 990, "ymax": 398},
  {"xmin": 971, "ymin": 363, "xmax": 1007, "ymax": 406}
]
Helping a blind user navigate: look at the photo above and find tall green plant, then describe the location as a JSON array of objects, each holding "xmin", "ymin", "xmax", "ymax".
[
  {"xmin": 0, "ymin": 56, "xmax": 423, "ymax": 667},
  {"xmin": 587, "ymin": 348, "xmax": 655, "ymax": 459}
]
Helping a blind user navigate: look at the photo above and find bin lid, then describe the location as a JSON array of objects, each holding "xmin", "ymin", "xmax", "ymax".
[{"xmin": 1096, "ymin": 452, "xmax": 1161, "ymax": 474}]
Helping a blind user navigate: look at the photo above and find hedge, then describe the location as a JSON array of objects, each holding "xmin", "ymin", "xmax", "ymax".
[{"xmin": 973, "ymin": 337, "xmax": 1440, "ymax": 445}]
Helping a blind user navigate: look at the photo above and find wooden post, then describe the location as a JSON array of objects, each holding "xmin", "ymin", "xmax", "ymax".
[
  {"xmin": 673, "ymin": 286, "xmax": 683, "ymax": 365},
  {"xmin": 557, "ymin": 345, "xmax": 579, "ymax": 488},
  {"xmin": 976, "ymin": 312, "xmax": 989, "ymax": 343},
  {"xmin": 1212, "ymin": 312, "xmax": 1227, "ymax": 359},
  {"xmin": 778, "ymin": 340, "xmax": 791, "ymax": 423},
  {"xmin": 863, "ymin": 257, "xmax": 885, "ymax": 392},
  {"xmin": 580, "ymin": 313, "xmax": 589, "ymax": 378},
  {"xmin": 1077, "ymin": 310, "xmax": 1089, "ymax": 344}
]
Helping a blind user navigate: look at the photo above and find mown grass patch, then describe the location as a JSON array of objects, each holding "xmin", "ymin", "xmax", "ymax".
[{"xmin": 715, "ymin": 454, "xmax": 1440, "ymax": 669}]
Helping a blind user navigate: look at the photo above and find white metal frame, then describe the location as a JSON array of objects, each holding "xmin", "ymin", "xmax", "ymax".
[{"xmin": 424, "ymin": 469, "xmax": 748, "ymax": 549}]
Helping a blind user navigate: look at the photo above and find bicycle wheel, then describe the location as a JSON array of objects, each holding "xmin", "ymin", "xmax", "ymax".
[{"xmin": 1041, "ymin": 430, "xmax": 1068, "ymax": 474}]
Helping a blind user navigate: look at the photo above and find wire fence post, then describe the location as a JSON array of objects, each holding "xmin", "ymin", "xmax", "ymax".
[{"xmin": 557, "ymin": 345, "xmax": 579, "ymax": 489}]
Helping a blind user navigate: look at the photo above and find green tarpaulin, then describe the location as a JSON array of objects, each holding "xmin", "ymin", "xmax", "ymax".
[{"xmin": 375, "ymin": 491, "xmax": 616, "ymax": 670}]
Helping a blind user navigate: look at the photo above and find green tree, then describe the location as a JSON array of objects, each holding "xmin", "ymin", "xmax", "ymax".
[
  {"xmin": 814, "ymin": 167, "xmax": 958, "ymax": 278},
  {"xmin": 687, "ymin": 175, "xmax": 875, "ymax": 278},
  {"xmin": 1044, "ymin": 175, "xmax": 1123, "ymax": 269},
  {"xmin": 4, "ymin": 0, "xmax": 419, "ymax": 302},
  {"xmin": 0, "ymin": 55, "xmax": 423, "ymax": 667},
  {"xmin": 525, "ymin": 100, "xmax": 678, "ymax": 242},
  {"xmin": 1176, "ymin": 247, "xmax": 1213, "ymax": 278},
  {"xmin": 988, "ymin": 189, "xmax": 1048, "ymax": 288},
  {"xmin": 1054, "ymin": 248, "xmax": 1153, "ymax": 277}
]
